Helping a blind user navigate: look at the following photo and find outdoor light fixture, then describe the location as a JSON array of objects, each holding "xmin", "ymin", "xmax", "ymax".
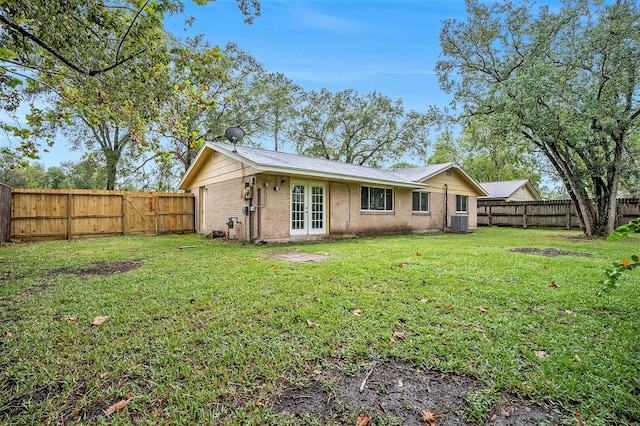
[{"xmin": 224, "ymin": 126, "xmax": 245, "ymax": 152}]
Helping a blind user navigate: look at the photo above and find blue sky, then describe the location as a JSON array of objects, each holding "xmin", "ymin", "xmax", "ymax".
[{"xmin": 172, "ymin": 0, "xmax": 467, "ymax": 114}]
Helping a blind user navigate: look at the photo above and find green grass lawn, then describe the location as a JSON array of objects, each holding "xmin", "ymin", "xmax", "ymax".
[{"xmin": 0, "ymin": 228, "xmax": 638, "ymax": 425}]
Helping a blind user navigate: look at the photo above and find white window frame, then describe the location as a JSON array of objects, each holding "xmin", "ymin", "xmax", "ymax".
[
  {"xmin": 412, "ymin": 191, "xmax": 430, "ymax": 213},
  {"xmin": 361, "ymin": 185, "xmax": 394, "ymax": 212},
  {"xmin": 456, "ymin": 194, "xmax": 468, "ymax": 213}
]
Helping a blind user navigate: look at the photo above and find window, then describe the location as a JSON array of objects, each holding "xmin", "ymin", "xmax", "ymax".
[
  {"xmin": 456, "ymin": 195, "xmax": 468, "ymax": 213},
  {"xmin": 412, "ymin": 192, "xmax": 430, "ymax": 212},
  {"xmin": 361, "ymin": 186, "xmax": 393, "ymax": 211}
]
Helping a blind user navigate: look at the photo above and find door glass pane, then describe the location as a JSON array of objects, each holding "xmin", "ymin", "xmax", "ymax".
[
  {"xmin": 311, "ymin": 186, "xmax": 324, "ymax": 230},
  {"xmin": 291, "ymin": 184, "xmax": 305, "ymax": 230}
]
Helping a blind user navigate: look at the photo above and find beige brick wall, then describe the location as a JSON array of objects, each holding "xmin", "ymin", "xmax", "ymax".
[
  {"xmin": 253, "ymin": 175, "xmax": 292, "ymax": 240},
  {"xmin": 192, "ymin": 172, "xmax": 479, "ymax": 241},
  {"xmin": 328, "ymin": 183, "xmax": 460, "ymax": 236}
]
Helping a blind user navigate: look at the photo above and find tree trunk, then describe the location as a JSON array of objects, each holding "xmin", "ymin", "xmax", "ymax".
[{"xmin": 104, "ymin": 151, "xmax": 120, "ymax": 190}]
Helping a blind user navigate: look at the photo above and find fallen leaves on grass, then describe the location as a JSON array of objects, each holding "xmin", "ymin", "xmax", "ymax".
[
  {"xmin": 306, "ymin": 319, "xmax": 318, "ymax": 328},
  {"xmin": 67, "ymin": 316, "xmax": 78, "ymax": 323},
  {"xmin": 565, "ymin": 309, "xmax": 575, "ymax": 315},
  {"xmin": 356, "ymin": 415, "xmax": 371, "ymax": 426},
  {"xmin": 104, "ymin": 397, "xmax": 134, "ymax": 415},
  {"xmin": 444, "ymin": 305, "xmax": 454, "ymax": 310},
  {"xmin": 157, "ymin": 394, "xmax": 171, "ymax": 405},
  {"xmin": 416, "ymin": 252, "xmax": 422, "ymax": 256},
  {"xmin": 534, "ymin": 350, "xmax": 548, "ymax": 358},
  {"xmin": 419, "ymin": 409, "xmax": 440, "ymax": 425},
  {"xmin": 352, "ymin": 309, "xmax": 362, "ymax": 316},
  {"xmin": 399, "ymin": 262, "xmax": 407, "ymax": 267},
  {"xmin": 550, "ymin": 281, "xmax": 558, "ymax": 288},
  {"xmin": 477, "ymin": 306, "xmax": 488, "ymax": 313},
  {"xmin": 419, "ymin": 298, "xmax": 428, "ymax": 303},
  {"xmin": 3, "ymin": 330, "xmax": 12, "ymax": 337},
  {"xmin": 91, "ymin": 316, "xmax": 109, "ymax": 326},
  {"xmin": 392, "ymin": 330, "xmax": 405, "ymax": 340}
]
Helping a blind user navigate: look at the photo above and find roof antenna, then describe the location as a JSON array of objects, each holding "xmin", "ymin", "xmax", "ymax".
[{"xmin": 224, "ymin": 127, "xmax": 245, "ymax": 153}]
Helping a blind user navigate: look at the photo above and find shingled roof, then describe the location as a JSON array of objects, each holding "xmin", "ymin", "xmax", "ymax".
[
  {"xmin": 394, "ymin": 163, "xmax": 488, "ymax": 195},
  {"xmin": 179, "ymin": 142, "xmax": 429, "ymax": 190},
  {"xmin": 478, "ymin": 179, "xmax": 542, "ymax": 201}
]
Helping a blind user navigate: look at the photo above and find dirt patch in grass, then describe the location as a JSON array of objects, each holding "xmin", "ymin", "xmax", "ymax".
[
  {"xmin": 509, "ymin": 247, "xmax": 593, "ymax": 257},
  {"xmin": 47, "ymin": 259, "xmax": 144, "ymax": 277},
  {"xmin": 272, "ymin": 361, "xmax": 563, "ymax": 425},
  {"xmin": 266, "ymin": 251, "xmax": 329, "ymax": 262}
]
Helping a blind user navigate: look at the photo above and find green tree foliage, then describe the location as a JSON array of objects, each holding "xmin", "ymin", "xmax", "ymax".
[
  {"xmin": 0, "ymin": 0, "xmax": 260, "ymax": 165},
  {"xmin": 426, "ymin": 130, "xmax": 460, "ymax": 165},
  {"xmin": 197, "ymin": 44, "xmax": 301, "ymax": 152},
  {"xmin": 437, "ymin": 0, "xmax": 640, "ymax": 236},
  {"xmin": 32, "ymin": 30, "xmax": 173, "ymax": 190},
  {"xmin": 600, "ymin": 218, "xmax": 640, "ymax": 295},
  {"xmin": 426, "ymin": 121, "xmax": 543, "ymax": 187},
  {"xmin": 457, "ymin": 117, "xmax": 542, "ymax": 185},
  {"xmin": 248, "ymin": 71, "xmax": 302, "ymax": 152},
  {"xmin": 0, "ymin": 149, "xmax": 77, "ymax": 188},
  {"xmin": 0, "ymin": 150, "xmax": 47, "ymax": 188},
  {"xmin": 156, "ymin": 40, "xmax": 295, "ymax": 173},
  {"xmin": 60, "ymin": 159, "xmax": 107, "ymax": 190},
  {"xmin": 289, "ymin": 89, "xmax": 431, "ymax": 167},
  {"xmin": 156, "ymin": 36, "xmax": 224, "ymax": 172}
]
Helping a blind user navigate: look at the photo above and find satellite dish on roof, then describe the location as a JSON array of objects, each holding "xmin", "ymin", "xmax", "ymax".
[{"xmin": 224, "ymin": 127, "xmax": 245, "ymax": 152}]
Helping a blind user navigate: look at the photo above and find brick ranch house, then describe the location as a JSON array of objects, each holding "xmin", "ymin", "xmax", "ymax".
[{"xmin": 178, "ymin": 142, "xmax": 488, "ymax": 242}]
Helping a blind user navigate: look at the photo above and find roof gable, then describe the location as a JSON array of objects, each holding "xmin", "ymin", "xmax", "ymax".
[
  {"xmin": 478, "ymin": 180, "xmax": 542, "ymax": 201},
  {"xmin": 394, "ymin": 163, "xmax": 488, "ymax": 196}
]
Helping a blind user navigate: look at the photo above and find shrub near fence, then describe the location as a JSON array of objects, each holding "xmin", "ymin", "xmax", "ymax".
[
  {"xmin": 477, "ymin": 199, "xmax": 640, "ymax": 230},
  {"xmin": 10, "ymin": 188, "xmax": 195, "ymax": 241}
]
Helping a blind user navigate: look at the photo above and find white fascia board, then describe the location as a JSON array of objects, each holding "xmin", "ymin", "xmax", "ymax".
[{"xmin": 254, "ymin": 165, "xmax": 430, "ymax": 189}]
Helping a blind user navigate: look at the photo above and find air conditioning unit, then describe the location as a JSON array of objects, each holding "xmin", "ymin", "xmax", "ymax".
[{"xmin": 450, "ymin": 215, "xmax": 468, "ymax": 233}]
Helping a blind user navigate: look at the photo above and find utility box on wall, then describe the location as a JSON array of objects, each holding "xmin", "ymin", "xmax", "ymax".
[{"xmin": 450, "ymin": 215, "xmax": 468, "ymax": 233}]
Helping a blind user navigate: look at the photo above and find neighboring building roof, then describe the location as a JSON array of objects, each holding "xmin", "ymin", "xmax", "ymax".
[
  {"xmin": 478, "ymin": 179, "xmax": 543, "ymax": 201},
  {"xmin": 394, "ymin": 163, "xmax": 488, "ymax": 196},
  {"xmin": 179, "ymin": 142, "xmax": 429, "ymax": 190}
]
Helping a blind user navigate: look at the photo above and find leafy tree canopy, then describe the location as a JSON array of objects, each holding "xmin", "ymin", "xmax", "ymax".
[
  {"xmin": 437, "ymin": 0, "xmax": 640, "ymax": 236},
  {"xmin": 0, "ymin": 0, "xmax": 260, "ymax": 160},
  {"xmin": 289, "ymin": 88, "xmax": 431, "ymax": 168}
]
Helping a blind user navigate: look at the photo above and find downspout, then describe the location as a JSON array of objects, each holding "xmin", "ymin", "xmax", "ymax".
[
  {"xmin": 256, "ymin": 188, "xmax": 261, "ymax": 240},
  {"xmin": 444, "ymin": 184, "xmax": 448, "ymax": 230},
  {"xmin": 248, "ymin": 193, "xmax": 253, "ymax": 243}
]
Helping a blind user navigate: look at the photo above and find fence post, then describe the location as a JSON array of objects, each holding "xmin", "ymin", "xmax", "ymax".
[
  {"xmin": 121, "ymin": 195, "xmax": 127, "ymax": 236},
  {"xmin": 155, "ymin": 195, "xmax": 159, "ymax": 235},
  {"xmin": 523, "ymin": 204, "xmax": 528, "ymax": 229},
  {"xmin": 0, "ymin": 183, "xmax": 11, "ymax": 243},
  {"xmin": 66, "ymin": 193, "xmax": 72, "ymax": 240}
]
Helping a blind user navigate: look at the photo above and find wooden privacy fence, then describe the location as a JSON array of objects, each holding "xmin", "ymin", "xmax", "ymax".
[
  {"xmin": 477, "ymin": 199, "xmax": 640, "ymax": 230},
  {"xmin": 9, "ymin": 188, "xmax": 195, "ymax": 241}
]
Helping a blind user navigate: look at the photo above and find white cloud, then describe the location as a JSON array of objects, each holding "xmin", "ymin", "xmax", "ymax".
[{"xmin": 276, "ymin": 2, "xmax": 375, "ymax": 35}]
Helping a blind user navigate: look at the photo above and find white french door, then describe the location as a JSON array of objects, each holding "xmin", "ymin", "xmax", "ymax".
[{"xmin": 290, "ymin": 181, "xmax": 326, "ymax": 236}]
